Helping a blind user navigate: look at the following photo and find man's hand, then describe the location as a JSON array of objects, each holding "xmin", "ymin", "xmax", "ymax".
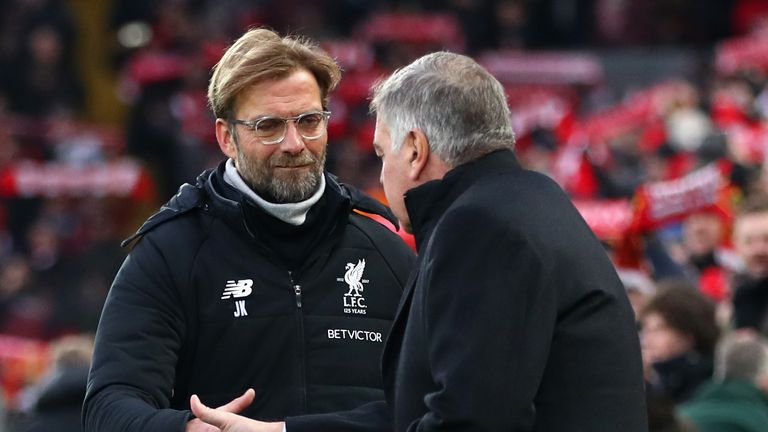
[
  {"xmin": 186, "ymin": 389, "xmax": 261, "ymax": 432},
  {"xmin": 189, "ymin": 392, "xmax": 284, "ymax": 432}
]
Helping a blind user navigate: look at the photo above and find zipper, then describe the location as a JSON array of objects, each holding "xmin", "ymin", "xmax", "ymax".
[
  {"xmin": 293, "ymin": 283, "xmax": 302, "ymax": 308},
  {"xmin": 288, "ymin": 271, "xmax": 308, "ymax": 412}
]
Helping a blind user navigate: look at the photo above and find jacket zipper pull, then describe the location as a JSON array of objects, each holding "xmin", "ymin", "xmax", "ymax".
[{"xmin": 294, "ymin": 285, "xmax": 302, "ymax": 308}]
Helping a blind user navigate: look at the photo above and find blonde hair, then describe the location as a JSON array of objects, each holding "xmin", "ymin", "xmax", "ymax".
[{"xmin": 208, "ymin": 27, "xmax": 341, "ymax": 119}]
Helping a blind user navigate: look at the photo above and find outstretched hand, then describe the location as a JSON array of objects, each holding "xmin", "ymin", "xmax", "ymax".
[
  {"xmin": 186, "ymin": 389, "xmax": 258, "ymax": 432},
  {"xmin": 190, "ymin": 391, "xmax": 284, "ymax": 432}
]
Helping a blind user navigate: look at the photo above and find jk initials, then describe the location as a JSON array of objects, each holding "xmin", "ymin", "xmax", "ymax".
[{"xmin": 234, "ymin": 300, "xmax": 248, "ymax": 317}]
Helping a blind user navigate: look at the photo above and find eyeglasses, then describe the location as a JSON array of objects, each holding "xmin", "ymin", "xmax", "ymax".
[{"xmin": 228, "ymin": 110, "xmax": 331, "ymax": 145}]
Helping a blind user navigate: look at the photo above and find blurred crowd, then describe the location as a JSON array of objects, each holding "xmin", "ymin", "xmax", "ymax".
[{"xmin": 2, "ymin": 0, "xmax": 768, "ymax": 431}]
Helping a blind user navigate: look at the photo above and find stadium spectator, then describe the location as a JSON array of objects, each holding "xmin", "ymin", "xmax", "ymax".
[
  {"xmin": 0, "ymin": 254, "xmax": 48, "ymax": 339},
  {"xmin": 6, "ymin": 23, "xmax": 84, "ymax": 117},
  {"xmin": 15, "ymin": 334, "xmax": 93, "ymax": 432},
  {"xmin": 678, "ymin": 332, "xmax": 768, "ymax": 432},
  {"xmin": 640, "ymin": 281, "xmax": 720, "ymax": 404},
  {"xmin": 680, "ymin": 210, "xmax": 739, "ymax": 302},
  {"xmin": 731, "ymin": 194, "xmax": 768, "ymax": 335}
]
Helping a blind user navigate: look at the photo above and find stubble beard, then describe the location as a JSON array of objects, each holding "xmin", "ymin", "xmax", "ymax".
[{"xmin": 236, "ymin": 146, "xmax": 326, "ymax": 204}]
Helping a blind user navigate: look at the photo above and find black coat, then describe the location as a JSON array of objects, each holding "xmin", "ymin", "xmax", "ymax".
[
  {"xmin": 649, "ymin": 351, "xmax": 714, "ymax": 404},
  {"xmin": 83, "ymin": 163, "xmax": 415, "ymax": 432},
  {"xmin": 389, "ymin": 150, "xmax": 647, "ymax": 431},
  {"xmin": 17, "ymin": 366, "xmax": 88, "ymax": 432},
  {"xmin": 287, "ymin": 150, "xmax": 648, "ymax": 432},
  {"xmin": 732, "ymin": 273, "xmax": 768, "ymax": 334}
]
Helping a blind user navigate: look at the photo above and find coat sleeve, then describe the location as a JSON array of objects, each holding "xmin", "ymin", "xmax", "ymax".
[
  {"xmin": 83, "ymin": 235, "xmax": 191, "ymax": 432},
  {"xmin": 407, "ymin": 207, "xmax": 557, "ymax": 431},
  {"xmin": 284, "ymin": 400, "xmax": 391, "ymax": 432}
]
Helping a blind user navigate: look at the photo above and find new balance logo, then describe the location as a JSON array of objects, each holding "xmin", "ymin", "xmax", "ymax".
[{"xmin": 221, "ymin": 279, "xmax": 253, "ymax": 299}]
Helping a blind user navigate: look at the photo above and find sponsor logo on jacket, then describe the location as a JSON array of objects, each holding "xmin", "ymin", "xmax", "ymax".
[
  {"xmin": 222, "ymin": 279, "xmax": 253, "ymax": 318},
  {"xmin": 337, "ymin": 260, "xmax": 368, "ymax": 315},
  {"xmin": 327, "ymin": 328, "xmax": 382, "ymax": 342}
]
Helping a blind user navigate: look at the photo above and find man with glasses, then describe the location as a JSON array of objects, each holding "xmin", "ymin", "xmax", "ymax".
[{"xmin": 82, "ymin": 28, "xmax": 415, "ymax": 432}]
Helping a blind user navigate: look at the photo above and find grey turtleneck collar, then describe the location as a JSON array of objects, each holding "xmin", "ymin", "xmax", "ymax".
[{"xmin": 223, "ymin": 158, "xmax": 325, "ymax": 226}]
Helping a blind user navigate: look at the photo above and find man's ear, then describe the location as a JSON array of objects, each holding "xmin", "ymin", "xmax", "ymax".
[
  {"xmin": 405, "ymin": 129, "xmax": 430, "ymax": 181},
  {"xmin": 758, "ymin": 374, "xmax": 768, "ymax": 395},
  {"xmin": 215, "ymin": 118, "xmax": 237, "ymax": 159}
]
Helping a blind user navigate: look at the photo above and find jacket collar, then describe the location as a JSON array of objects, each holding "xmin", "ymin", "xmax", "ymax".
[
  {"xmin": 122, "ymin": 160, "xmax": 399, "ymax": 248},
  {"xmin": 404, "ymin": 149, "xmax": 520, "ymax": 250},
  {"xmin": 204, "ymin": 160, "xmax": 399, "ymax": 227}
]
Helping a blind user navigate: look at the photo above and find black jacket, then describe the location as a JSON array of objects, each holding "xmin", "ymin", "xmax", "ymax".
[
  {"xmin": 649, "ymin": 351, "xmax": 714, "ymax": 404},
  {"xmin": 83, "ymin": 162, "xmax": 415, "ymax": 432},
  {"xmin": 18, "ymin": 366, "xmax": 89, "ymax": 432},
  {"xmin": 287, "ymin": 150, "xmax": 648, "ymax": 432},
  {"xmin": 387, "ymin": 150, "xmax": 647, "ymax": 431},
  {"xmin": 732, "ymin": 273, "xmax": 768, "ymax": 334}
]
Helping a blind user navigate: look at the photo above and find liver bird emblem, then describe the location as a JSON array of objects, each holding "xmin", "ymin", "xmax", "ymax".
[{"xmin": 344, "ymin": 259, "xmax": 366, "ymax": 297}]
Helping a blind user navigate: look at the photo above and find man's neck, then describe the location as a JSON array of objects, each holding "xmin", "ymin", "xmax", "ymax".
[{"xmin": 223, "ymin": 158, "xmax": 325, "ymax": 225}]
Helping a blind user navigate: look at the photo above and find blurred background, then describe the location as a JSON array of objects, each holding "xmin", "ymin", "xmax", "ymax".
[{"xmin": 2, "ymin": 0, "xmax": 768, "ymax": 431}]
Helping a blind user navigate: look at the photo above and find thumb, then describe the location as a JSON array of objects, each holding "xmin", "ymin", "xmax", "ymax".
[
  {"xmin": 218, "ymin": 388, "xmax": 256, "ymax": 413},
  {"xmin": 191, "ymin": 394, "xmax": 230, "ymax": 428}
]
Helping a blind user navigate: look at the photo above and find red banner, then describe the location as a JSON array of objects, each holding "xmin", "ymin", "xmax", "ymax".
[
  {"xmin": 0, "ymin": 159, "xmax": 155, "ymax": 200},
  {"xmin": 0, "ymin": 115, "xmax": 124, "ymax": 150},
  {"xmin": 573, "ymin": 199, "xmax": 633, "ymax": 241},
  {"xmin": 321, "ymin": 39, "xmax": 375, "ymax": 71},
  {"xmin": 580, "ymin": 80, "xmax": 694, "ymax": 143},
  {"xmin": 0, "ymin": 334, "xmax": 49, "ymax": 408},
  {"xmin": 631, "ymin": 160, "xmax": 736, "ymax": 232},
  {"xmin": 722, "ymin": 123, "xmax": 768, "ymax": 164},
  {"xmin": 715, "ymin": 32, "xmax": 768, "ymax": 75},
  {"xmin": 505, "ymin": 85, "xmax": 574, "ymax": 138},
  {"xmin": 335, "ymin": 68, "xmax": 388, "ymax": 105},
  {"xmin": 357, "ymin": 12, "xmax": 464, "ymax": 49},
  {"xmin": 126, "ymin": 50, "xmax": 189, "ymax": 85},
  {"xmin": 480, "ymin": 51, "xmax": 603, "ymax": 86}
]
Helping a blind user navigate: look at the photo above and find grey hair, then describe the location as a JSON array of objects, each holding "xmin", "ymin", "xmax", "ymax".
[
  {"xmin": 716, "ymin": 333, "xmax": 768, "ymax": 382},
  {"xmin": 370, "ymin": 51, "xmax": 515, "ymax": 167}
]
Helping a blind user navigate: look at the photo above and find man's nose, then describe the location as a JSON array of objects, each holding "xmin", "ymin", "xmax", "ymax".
[{"xmin": 279, "ymin": 122, "xmax": 306, "ymax": 154}]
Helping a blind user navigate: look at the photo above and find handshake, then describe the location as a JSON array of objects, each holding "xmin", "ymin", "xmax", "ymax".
[{"xmin": 187, "ymin": 390, "xmax": 283, "ymax": 432}]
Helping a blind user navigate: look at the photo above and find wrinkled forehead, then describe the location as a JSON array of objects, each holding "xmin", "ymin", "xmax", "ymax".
[{"xmin": 232, "ymin": 69, "xmax": 323, "ymax": 116}]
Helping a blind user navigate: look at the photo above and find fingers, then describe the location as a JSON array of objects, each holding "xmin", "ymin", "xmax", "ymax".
[
  {"xmin": 190, "ymin": 389, "xmax": 254, "ymax": 429},
  {"xmin": 190, "ymin": 394, "xmax": 227, "ymax": 428},
  {"xmin": 218, "ymin": 388, "xmax": 256, "ymax": 413},
  {"xmin": 191, "ymin": 394, "xmax": 284, "ymax": 432}
]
